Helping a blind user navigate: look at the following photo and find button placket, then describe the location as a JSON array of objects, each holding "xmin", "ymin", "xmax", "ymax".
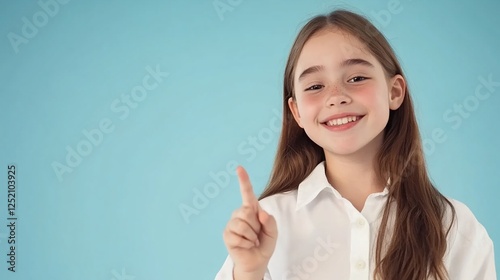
[
  {"xmin": 349, "ymin": 214, "xmax": 370, "ymax": 279},
  {"xmin": 356, "ymin": 260, "xmax": 366, "ymax": 270},
  {"xmin": 356, "ymin": 217, "xmax": 366, "ymax": 227}
]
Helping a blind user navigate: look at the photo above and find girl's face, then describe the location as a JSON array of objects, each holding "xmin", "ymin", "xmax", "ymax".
[{"xmin": 289, "ymin": 28, "xmax": 405, "ymax": 157}]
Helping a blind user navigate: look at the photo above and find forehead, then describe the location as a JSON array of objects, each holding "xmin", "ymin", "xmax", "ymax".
[{"xmin": 295, "ymin": 28, "xmax": 374, "ymax": 73}]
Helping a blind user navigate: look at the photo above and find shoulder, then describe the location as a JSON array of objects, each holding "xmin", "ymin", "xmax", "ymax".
[
  {"xmin": 445, "ymin": 198, "xmax": 493, "ymax": 251},
  {"xmin": 442, "ymin": 199, "xmax": 496, "ymax": 277},
  {"xmin": 447, "ymin": 199, "xmax": 488, "ymax": 237}
]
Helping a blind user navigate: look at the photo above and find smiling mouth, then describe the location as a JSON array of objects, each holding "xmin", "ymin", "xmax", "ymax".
[{"xmin": 322, "ymin": 115, "xmax": 364, "ymax": 127}]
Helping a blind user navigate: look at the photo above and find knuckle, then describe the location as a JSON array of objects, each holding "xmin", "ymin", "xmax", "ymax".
[
  {"xmin": 241, "ymin": 207, "xmax": 257, "ymax": 221},
  {"xmin": 241, "ymin": 205, "xmax": 254, "ymax": 214},
  {"xmin": 231, "ymin": 210, "xmax": 239, "ymax": 218},
  {"xmin": 237, "ymin": 240, "xmax": 247, "ymax": 247},
  {"xmin": 231, "ymin": 208, "xmax": 244, "ymax": 218},
  {"xmin": 236, "ymin": 219, "xmax": 247, "ymax": 232},
  {"xmin": 236, "ymin": 237, "xmax": 249, "ymax": 247},
  {"xmin": 233, "ymin": 206, "xmax": 255, "ymax": 220}
]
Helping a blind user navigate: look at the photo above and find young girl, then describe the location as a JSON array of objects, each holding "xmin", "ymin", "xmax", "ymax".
[{"xmin": 215, "ymin": 9, "xmax": 496, "ymax": 280}]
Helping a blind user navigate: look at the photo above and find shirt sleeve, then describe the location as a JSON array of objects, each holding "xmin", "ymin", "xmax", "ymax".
[
  {"xmin": 447, "ymin": 229, "xmax": 496, "ymax": 279},
  {"xmin": 445, "ymin": 200, "xmax": 497, "ymax": 279},
  {"xmin": 214, "ymin": 255, "xmax": 272, "ymax": 280},
  {"xmin": 474, "ymin": 237, "xmax": 497, "ymax": 280}
]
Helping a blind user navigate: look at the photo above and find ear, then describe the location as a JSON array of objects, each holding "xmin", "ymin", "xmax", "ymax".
[
  {"xmin": 388, "ymin": 74, "xmax": 406, "ymax": 110},
  {"xmin": 288, "ymin": 97, "xmax": 304, "ymax": 128}
]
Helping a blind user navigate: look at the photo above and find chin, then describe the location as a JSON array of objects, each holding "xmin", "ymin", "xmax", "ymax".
[
  {"xmin": 322, "ymin": 143, "xmax": 364, "ymax": 156},
  {"xmin": 329, "ymin": 148, "xmax": 363, "ymax": 156}
]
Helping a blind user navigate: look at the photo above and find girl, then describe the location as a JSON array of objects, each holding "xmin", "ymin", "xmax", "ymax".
[{"xmin": 215, "ymin": 9, "xmax": 496, "ymax": 280}]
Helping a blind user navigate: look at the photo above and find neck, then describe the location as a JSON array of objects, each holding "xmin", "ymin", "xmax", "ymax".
[{"xmin": 324, "ymin": 134, "xmax": 386, "ymax": 211}]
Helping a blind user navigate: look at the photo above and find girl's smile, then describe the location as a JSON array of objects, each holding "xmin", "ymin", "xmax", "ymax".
[
  {"xmin": 320, "ymin": 113, "xmax": 365, "ymax": 132},
  {"xmin": 288, "ymin": 28, "xmax": 405, "ymax": 156}
]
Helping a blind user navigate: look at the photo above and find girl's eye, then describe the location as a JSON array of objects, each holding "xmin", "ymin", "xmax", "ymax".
[
  {"xmin": 305, "ymin": 84, "xmax": 324, "ymax": 91},
  {"xmin": 348, "ymin": 76, "xmax": 369, "ymax": 83}
]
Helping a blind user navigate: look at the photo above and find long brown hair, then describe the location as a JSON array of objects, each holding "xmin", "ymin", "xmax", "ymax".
[{"xmin": 259, "ymin": 9, "xmax": 456, "ymax": 280}]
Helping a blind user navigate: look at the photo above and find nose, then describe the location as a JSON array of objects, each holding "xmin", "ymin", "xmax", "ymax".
[{"xmin": 326, "ymin": 86, "xmax": 351, "ymax": 107}]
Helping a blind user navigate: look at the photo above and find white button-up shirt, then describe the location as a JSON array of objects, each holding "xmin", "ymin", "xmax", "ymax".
[{"xmin": 215, "ymin": 162, "xmax": 496, "ymax": 279}]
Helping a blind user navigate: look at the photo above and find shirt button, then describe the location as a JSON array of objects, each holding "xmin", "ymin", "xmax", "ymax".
[
  {"xmin": 356, "ymin": 218, "xmax": 366, "ymax": 227},
  {"xmin": 356, "ymin": 260, "xmax": 366, "ymax": 270}
]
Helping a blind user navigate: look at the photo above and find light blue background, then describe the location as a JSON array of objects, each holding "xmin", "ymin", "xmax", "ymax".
[{"xmin": 0, "ymin": 0, "xmax": 499, "ymax": 279}]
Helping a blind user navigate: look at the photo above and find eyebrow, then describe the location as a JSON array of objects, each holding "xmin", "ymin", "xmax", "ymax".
[{"xmin": 297, "ymin": 58, "xmax": 375, "ymax": 82}]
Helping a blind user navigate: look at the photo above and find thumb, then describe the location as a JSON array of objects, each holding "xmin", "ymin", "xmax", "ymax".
[{"xmin": 257, "ymin": 206, "xmax": 277, "ymax": 252}]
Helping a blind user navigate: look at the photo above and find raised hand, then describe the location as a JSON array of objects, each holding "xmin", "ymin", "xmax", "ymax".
[{"xmin": 222, "ymin": 166, "xmax": 278, "ymax": 279}]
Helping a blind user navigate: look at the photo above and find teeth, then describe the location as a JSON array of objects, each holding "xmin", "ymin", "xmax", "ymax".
[{"xmin": 326, "ymin": 116, "xmax": 358, "ymax": 126}]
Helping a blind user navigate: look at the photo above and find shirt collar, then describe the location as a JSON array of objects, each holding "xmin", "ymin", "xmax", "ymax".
[
  {"xmin": 295, "ymin": 161, "xmax": 334, "ymax": 211},
  {"xmin": 295, "ymin": 161, "xmax": 389, "ymax": 211}
]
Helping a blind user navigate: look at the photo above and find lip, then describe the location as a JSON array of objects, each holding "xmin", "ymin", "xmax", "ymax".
[
  {"xmin": 320, "ymin": 113, "xmax": 365, "ymax": 132},
  {"xmin": 320, "ymin": 112, "xmax": 365, "ymax": 123}
]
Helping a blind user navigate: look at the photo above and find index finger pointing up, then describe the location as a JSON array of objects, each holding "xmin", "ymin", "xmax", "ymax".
[{"xmin": 236, "ymin": 166, "xmax": 258, "ymax": 209}]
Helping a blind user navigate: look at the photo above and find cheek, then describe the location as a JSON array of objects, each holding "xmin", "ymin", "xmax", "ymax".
[
  {"xmin": 297, "ymin": 96, "xmax": 321, "ymax": 121},
  {"xmin": 356, "ymin": 84, "xmax": 389, "ymax": 109}
]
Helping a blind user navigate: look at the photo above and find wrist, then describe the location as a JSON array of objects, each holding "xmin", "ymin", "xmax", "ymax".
[{"xmin": 233, "ymin": 265, "xmax": 266, "ymax": 280}]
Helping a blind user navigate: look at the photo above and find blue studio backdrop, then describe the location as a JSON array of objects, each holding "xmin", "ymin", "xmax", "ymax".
[{"xmin": 0, "ymin": 0, "xmax": 499, "ymax": 279}]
